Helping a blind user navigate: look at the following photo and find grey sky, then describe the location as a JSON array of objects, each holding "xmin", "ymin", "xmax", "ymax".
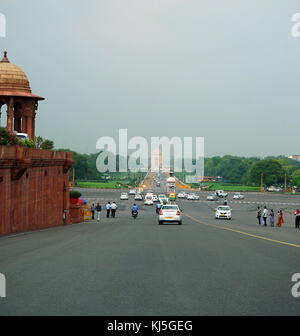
[{"xmin": 1, "ymin": 0, "xmax": 300, "ymax": 156}]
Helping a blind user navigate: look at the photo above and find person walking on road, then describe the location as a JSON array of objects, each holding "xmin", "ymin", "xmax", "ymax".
[
  {"xmin": 91, "ymin": 203, "xmax": 96, "ymax": 220},
  {"xmin": 294, "ymin": 209, "xmax": 300, "ymax": 229},
  {"xmin": 262, "ymin": 206, "xmax": 268, "ymax": 226},
  {"xmin": 111, "ymin": 202, "xmax": 117, "ymax": 218},
  {"xmin": 269, "ymin": 209, "xmax": 275, "ymax": 227},
  {"xmin": 95, "ymin": 203, "xmax": 102, "ymax": 221},
  {"xmin": 106, "ymin": 202, "xmax": 111, "ymax": 218},
  {"xmin": 276, "ymin": 210, "xmax": 284, "ymax": 227},
  {"xmin": 257, "ymin": 206, "xmax": 262, "ymax": 225}
]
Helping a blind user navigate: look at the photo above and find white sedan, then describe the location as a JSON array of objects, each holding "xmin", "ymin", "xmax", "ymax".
[
  {"xmin": 134, "ymin": 194, "xmax": 143, "ymax": 201},
  {"xmin": 186, "ymin": 194, "xmax": 195, "ymax": 200},
  {"xmin": 120, "ymin": 193, "xmax": 129, "ymax": 200},
  {"xmin": 129, "ymin": 189, "xmax": 136, "ymax": 195},
  {"xmin": 158, "ymin": 204, "xmax": 182, "ymax": 225},
  {"xmin": 177, "ymin": 192, "xmax": 186, "ymax": 199},
  {"xmin": 215, "ymin": 206, "xmax": 232, "ymax": 220},
  {"xmin": 233, "ymin": 193, "xmax": 245, "ymax": 200}
]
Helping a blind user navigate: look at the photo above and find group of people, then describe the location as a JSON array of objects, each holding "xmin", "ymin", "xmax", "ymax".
[
  {"xmin": 256, "ymin": 206, "xmax": 300, "ymax": 228},
  {"xmin": 256, "ymin": 206, "xmax": 283, "ymax": 227},
  {"xmin": 90, "ymin": 201, "xmax": 118, "ymax": 221}
]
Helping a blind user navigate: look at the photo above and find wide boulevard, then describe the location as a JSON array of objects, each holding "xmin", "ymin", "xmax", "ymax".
[{"xmin": 1, "ymin": 177, "xmax": 300, "ymax": 315}]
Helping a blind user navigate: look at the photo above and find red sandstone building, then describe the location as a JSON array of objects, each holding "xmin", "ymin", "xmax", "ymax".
[{"xmin": 0, "ymin": 52, "xmax": 75, "ymax": 236}]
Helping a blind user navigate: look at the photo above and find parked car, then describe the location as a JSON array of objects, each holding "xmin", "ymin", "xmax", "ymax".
[
  {"xmin": 120, "ymin": 193, "xmax": 129, "ymax": 200},
  {"xmin": 233, "ymin": 193, "xmax": 244, "ymax": 200},
  {"xmin": 215, "ymin": 205, "xmax": 232, "ymax": 220},
  {"xmin": 158, "ymin": 204, "xmax": 182, "ymax": 225},
  {"xmin": 15, "ymin": 132, "xmax": 29, "ymax": 141},
  {"xmin": 207, "ymin": 194, "xmax": 219, "ymax": 201}
]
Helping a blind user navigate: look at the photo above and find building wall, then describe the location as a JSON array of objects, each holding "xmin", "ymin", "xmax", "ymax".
[{"xmin": 0, "ymin": 146, "xmax": 73, "ymax": 236}]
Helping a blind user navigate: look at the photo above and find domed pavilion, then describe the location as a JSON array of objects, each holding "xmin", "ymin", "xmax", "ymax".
[{"xmin": 0, "ymin": 51, "xmax": 44, "ymax": 139}]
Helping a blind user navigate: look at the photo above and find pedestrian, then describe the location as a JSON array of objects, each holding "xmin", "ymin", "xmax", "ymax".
[
  {"xmin": 276, "ymin": 210, "xmax": 284, "ymax": 227},
  {"xmin": 91, "ymin": 203, "xmax": 96, "ymax": 220},
  {"xmin": 223, "ymin": 198, "xmax": 228, "ymax": 205},
  {"xmin": 257, "ymin": 206, "xmax": 262, "ymax": 225},
  {"xmin": 294, "ymin": 209, "xmax": 300, "ymax": 229},
  {"xmin": 262, "ymin": 206, "xmax": 268, "ymax": 226},
  {"xmin": 106, "ymin": 201, "xmax": 111, "ymax": 218},
  {"xmin": 111, "ymin": 202, "xmax": 117, "ymax": 218},
  {"xmin": 269, "ymin": 209, "xmax": 275, "ymax": 227},
  {"xmin": 95, "ymin": 203, "xmax": 102, "ymax": 221}
]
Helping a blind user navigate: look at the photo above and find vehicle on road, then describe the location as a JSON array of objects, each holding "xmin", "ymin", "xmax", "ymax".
[
  {"xmin": 134, "ymin": 193, "xmax": 143, "ymax": 201},
  {"xmin": 129, "ymin": 189, "xmax": 136, "ymax": 195},
  {"xmin": 132, "ymin": 210, "xmax": 138, "ymax": 219},
  {"xmin": 168, "ymin": 193, "xmax": 176, "ymax": 201},
  {"xmin": 177, "ymin": 192, "xmax": 186, "ymax": 199},
  {"xmin": 215, "ymin": 190, "xmax": 228, "ymax": 198},
  {"xmin": 144, "ymin": 195, "xmax": 154, "ymax": 205},
  {"xmin": 158, "ymin": 204, "xmax": 182, "ymax": 225},
  {"xmin": 187, "ymin": 193, "xmax": 195, "ymax": 200},
  {"xmin": 152, "ymin": 195, "xmax": 159, "ymax": 202},
  {"xmin": 215, "ymin": 205, "xmax": 232, "ymax": 220},
  {"xmin": 207, "ymin": 194, "xmax": 219, "ymax": 201},
  {"xmin": 159, "ymin": 197, "xmax": 169, "ymax": 205},
  {"xmin": 233, "ymin": 193, "xmax": 245, "ymax": 200},
  {"xmin": 156, "ymin": 182, "xmax": 161, "ymax": 187},
  {"xmin": 120, "ymin": 193, "xmax": 129, "ymax": 200}
]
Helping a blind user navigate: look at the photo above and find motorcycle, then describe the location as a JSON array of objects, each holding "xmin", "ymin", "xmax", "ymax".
[{"xmin": 132, "ymin": 210, "xmax": 138, "ymax": 219}]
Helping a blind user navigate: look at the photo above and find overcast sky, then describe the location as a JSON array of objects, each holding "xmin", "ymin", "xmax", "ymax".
[{"xmin": 1, "ymin": 0, "xmax": 300, "ymax": 157}]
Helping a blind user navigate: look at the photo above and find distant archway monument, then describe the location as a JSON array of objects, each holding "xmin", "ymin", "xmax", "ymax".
[{"xmin": 0, "ymin": 52, "xmax": 76, "ymax": 235}]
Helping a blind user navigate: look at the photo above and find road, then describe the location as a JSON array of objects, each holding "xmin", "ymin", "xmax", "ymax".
[{"xmin": 1, "ymin": 179, "xmax": 300, "ymax": 315}]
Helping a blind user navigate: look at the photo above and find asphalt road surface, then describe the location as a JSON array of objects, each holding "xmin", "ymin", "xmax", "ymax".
[{"xmin": 1, "ymin": 183, "xmax": 300, "ymax": 315}]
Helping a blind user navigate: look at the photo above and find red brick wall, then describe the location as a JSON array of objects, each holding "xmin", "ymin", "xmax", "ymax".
[{"xmin": 0, "ymin": 146, "xmax": 73, "ymax": 236}]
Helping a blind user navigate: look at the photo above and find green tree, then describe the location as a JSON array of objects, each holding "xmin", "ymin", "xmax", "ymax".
[{"xmin": 249, "ymin": 159, "xmax": 285, "ymax": 186}]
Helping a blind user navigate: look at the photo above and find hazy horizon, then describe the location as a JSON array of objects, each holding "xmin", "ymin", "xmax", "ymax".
[{"xmin": 1, "ymin": 0, "xmax": 300, "ymax": 157}]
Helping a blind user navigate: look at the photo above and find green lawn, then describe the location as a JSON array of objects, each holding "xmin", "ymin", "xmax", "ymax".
[
  {"xmin": 75, "ymin": 181, "xmax": 128, "ymax": 189},
  {"xmin": 199, "ymin": 182, "xmax": 260, "ymax": 192}
]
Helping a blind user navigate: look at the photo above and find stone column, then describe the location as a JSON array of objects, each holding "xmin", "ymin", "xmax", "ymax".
[{"xmin": 6, "ymin": 97, "xmax": 14, "ymax": 133}]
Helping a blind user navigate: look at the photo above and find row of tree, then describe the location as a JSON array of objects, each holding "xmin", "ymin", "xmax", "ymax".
[
  {"xmin": 53, "ymin": 143, "xmax": 300, "ymax": 187},
  {"xmin": 204, "ymin": 155, "xmax": 300, "ymax": 187}
]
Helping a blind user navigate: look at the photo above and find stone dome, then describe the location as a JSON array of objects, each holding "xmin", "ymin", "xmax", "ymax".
[{"xmin": 0, "ymin": 51, "xmax": 44, "ymax": 99}]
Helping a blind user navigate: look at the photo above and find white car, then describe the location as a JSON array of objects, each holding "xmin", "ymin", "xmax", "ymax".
[
  {"xmin": 158, "ymin": 204, "xmax": 182, "ymax": 225},
  {"xmin": 129, "ymin": 189, "xmax": 136, "ymax": 195},
  {"xmin": 15, "ymin": 132, "xmax": 29, "ymax": 141},
  {"xmin": 159, "ymin": 197, "xmax": 169, "ymax": 205},
  {"xmin": 215, "ymin": 190, "xmax": 228, "ymax": 198},
  {"xmin": 144, "ymin": 198, "xmax": 154, "ymax": 205},
  {"xmin": 134, "ymin": 193, "xmax": 143, "ymax": 201},
  {"xmin": 233, "ymin": 193, "xmax": 244, "ymax": 200},
  {"xmin": 187, "ymin": 193, "xmax": 195, "ymax": 200},
  {"xmin": 177, "ymin": 192, "xmax": 186, "ymax": 199},
  {"xmin": 215, "ymin": 206, "xmax": 232, "ymax": 220},
  {"xmin": 120, "ymin": 193, "xmax": 129, "ymax": 200},
  {"xmin": 191, "ymin": 193, "xmax": 200, "ymax": 200},
  {"xmin": 207, "ymin": 194, "xmax": 218, "ymax": 201},
  {"xmin": 152, "ymin": 195, "xmax": 158, "ymax": 202}
]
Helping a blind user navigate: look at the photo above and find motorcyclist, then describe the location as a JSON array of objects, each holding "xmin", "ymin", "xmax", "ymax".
[
  {"xmin": 131, "ymin": 203, "xmax": 139, "ymax": 216},
  {"xmin": 155, "ymin": 202, "xmax": 162, "ymax": 214}
]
